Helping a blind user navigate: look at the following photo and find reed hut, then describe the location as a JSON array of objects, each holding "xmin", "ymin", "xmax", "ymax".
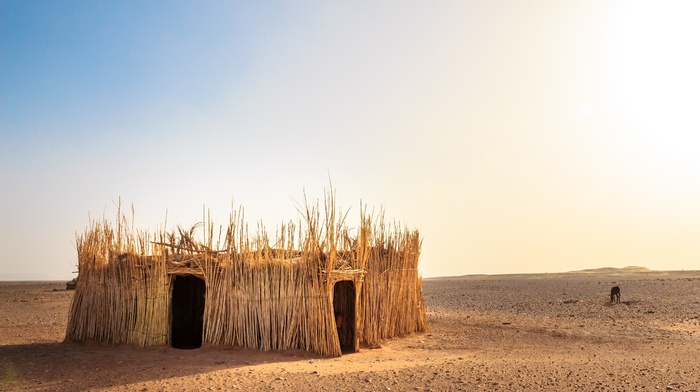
[{"xmin": 65, "ymin": 193, "xmax": 427, "ymax": 356}]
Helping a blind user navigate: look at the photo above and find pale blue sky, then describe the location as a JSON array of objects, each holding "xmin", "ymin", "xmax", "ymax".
[{"xmin": 2, "ymin": 1, "xmax": 699, "ymax": 280}]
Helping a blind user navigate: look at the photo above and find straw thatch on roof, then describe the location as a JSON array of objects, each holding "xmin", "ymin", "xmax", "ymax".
[{"xmin": 65, "ymin": 192, "xmax": 427, "ymax": 356}]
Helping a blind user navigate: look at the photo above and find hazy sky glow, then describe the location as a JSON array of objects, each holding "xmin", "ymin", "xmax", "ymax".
[{"xmin": 2, "ymin": 1, "xmax": 699, "ymax": 280}]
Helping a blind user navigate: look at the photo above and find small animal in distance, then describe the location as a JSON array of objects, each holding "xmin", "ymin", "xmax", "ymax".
[{"xmin": 610, "ymin": 286, "xmax": 621, "ymax": 303}]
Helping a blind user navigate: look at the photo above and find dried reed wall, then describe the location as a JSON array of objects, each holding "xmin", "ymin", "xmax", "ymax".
[
  {"xmin": 66, "ymin": 219, "xmax": 170, "ymax": 347},
  {"xmin": 65, "ymin": 195, "xmax": 426, "ymax": 356}
]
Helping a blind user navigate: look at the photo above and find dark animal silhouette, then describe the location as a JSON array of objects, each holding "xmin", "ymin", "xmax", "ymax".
[{"xmin": 610, "ymin": 286, "xmax": 621, "ymax": 303}]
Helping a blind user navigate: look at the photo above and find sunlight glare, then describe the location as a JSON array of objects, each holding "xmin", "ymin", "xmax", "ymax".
[{"xmin": 606, "ymin": 1, "xmax": 700, "ymax": 178}]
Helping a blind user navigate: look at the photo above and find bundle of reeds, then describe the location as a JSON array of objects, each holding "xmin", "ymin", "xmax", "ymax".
[
  {"xmin": 359, "ymin": 216, "xmax": 427, "ymax": 346},
  {"xmin": 66, "ymin": 206, "xmax": 170, "ymax": 347}
]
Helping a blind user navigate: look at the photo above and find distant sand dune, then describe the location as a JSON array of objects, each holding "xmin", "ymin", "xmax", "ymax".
[
  {"xmin": 575, "ymin": 266, "xmax": 652, "ymax": 274},
  {"xmin": 425, "ymin": 266, "xmax": 700, "ymax": 281}
]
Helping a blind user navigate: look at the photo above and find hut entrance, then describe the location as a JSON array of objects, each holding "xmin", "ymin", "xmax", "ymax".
[
  {"xmin": 333, "ymin": 280, "xmax": 356, "ymax": 353},
  {"xmin": 171, "ymin": 275, "xmax": 206, "ymax": 349}
]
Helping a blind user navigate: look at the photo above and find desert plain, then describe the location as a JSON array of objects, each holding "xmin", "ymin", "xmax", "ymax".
[{"xmin": 1, "ymin": 267, "xmax": 699, "ymax": 391}]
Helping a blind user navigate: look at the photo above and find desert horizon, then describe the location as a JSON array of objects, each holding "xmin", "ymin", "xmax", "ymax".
[
  {"xmin": 5, "ymin": 265, "xmax": 699, "ymax": 284},
  {"xmin": 427, "ymin": 265, "xmax": 700, "ymax": 279},
  {"xmin": 2, "ymin": 266, "xmax": 699, "ymax": 391}
]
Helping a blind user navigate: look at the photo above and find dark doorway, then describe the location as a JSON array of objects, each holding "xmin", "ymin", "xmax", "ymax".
[
  {"xmin": 171, "ymin": 275, "xmax": 206, "ymax": 349},
  {"xmin": 333, "ymin": 280, "xmax": 356, "ymax": 353}
]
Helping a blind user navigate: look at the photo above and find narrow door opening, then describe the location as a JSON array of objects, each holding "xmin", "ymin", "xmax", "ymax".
[
  {"xmin": 171, "ymin": 275, "xmax": 206, "ymax": 349},
  {"xmin": 333, "ymin": 280, "xmax": 356, "ymax": 353}
]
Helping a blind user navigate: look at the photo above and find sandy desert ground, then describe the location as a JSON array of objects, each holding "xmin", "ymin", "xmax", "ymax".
[{"xmin": 1, "ymin": 267, "xmax": 699, "ymax": 391}]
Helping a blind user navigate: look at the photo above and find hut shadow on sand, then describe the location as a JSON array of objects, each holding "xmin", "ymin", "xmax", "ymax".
[
  {"xmin": 65, "ymin": 190, "xmax": 428, "ymax": 357},
  {"xmin": 0, "ymin": 341, "xmax": 326, "ymax": 390}
]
